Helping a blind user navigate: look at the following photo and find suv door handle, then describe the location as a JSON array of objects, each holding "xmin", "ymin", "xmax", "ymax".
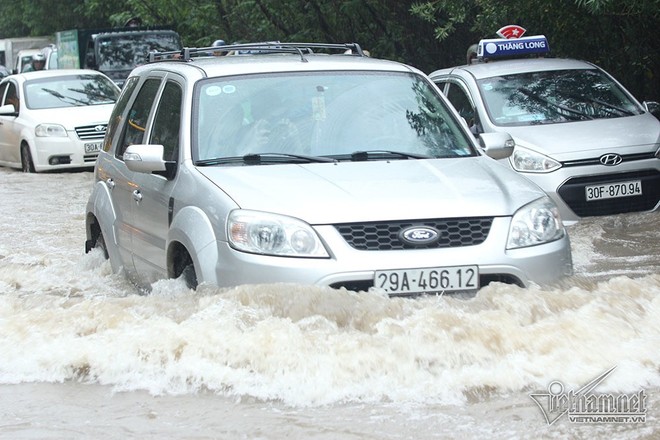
[{"xmin": 132, "ymin": 190, "xmax": 142, "ymax": 202}]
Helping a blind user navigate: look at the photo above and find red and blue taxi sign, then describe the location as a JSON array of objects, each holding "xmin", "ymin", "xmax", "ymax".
[
  {"xmin": 477, "ymin": 25, "xmax": 550, "ymax": 59},
  {"xmin": 496, "ymin": 25, "xmax": 526, "ymax": 39}
]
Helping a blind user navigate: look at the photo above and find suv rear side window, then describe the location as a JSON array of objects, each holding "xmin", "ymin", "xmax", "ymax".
[
  {"xmin": 117, "ymin": 78, "xmax": 161, "ymax": 158},
  {"xmin": 104, "ymin": 76, "xmax": 138, "ymax": 153}
]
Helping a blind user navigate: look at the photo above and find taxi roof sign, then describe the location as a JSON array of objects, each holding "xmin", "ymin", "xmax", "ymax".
[
  {"xmin": 477, "ymin": 35, "xmax": 550, "ymax": 60},
  {"xmin": 496, "ymin": 25, "xmax": 526, "ymax": 39}
]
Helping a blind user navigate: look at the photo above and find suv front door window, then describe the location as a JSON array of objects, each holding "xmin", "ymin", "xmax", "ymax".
[{"xmin": 117, "ymin": 78, "xmax": 161, "ymax": 158}]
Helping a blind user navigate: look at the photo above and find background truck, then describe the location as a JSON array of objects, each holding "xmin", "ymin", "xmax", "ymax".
[
  {"xmin": 0, "ymin": 36, "xmax": 54, "ymax": 73},
  {"xmin": 56, "ymin": 26, "xmax": 182, "ymax": 87}
]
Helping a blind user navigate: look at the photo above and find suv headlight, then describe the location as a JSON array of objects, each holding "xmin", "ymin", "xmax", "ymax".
[
  {"xmin": 35, "ymin": 123, "xmax": 67, "ymax": 137},
  {"xmin": 510, "ymin": 146, "xmax": 561, "ymax": 172},
  {"xmin": 507, "ymin": 197, "xmax": 564, "ymax": 249},
  {"xmin": 228, "ymin": 210, "xmax": 329, "ymax": 257}
]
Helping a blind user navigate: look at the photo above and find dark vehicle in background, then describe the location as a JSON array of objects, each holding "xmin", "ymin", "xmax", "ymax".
[{"xmin": 56, "ymin": 27, "xmax": 182, "ymax": 87}]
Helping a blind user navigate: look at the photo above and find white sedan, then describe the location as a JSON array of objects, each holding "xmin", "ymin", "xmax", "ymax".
[{"xmin": 0, "ymin": 69, "xmax": 120, "ymax": 172}]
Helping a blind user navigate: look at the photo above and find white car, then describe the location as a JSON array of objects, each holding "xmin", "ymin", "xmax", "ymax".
[
  {"xmin": 429, "ymin": 31, "xmax": 660, "ymax": 224},
  {"xmin": 0, "ymin": 69, "xmax": 120, "ymax": 172}
]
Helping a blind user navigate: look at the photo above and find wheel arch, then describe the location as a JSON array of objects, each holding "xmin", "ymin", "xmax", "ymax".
[
  {"xmin": 167, "ymin": 205, "xmax": 220, "ymax": 286},
  {"xmin": 85, "ymin": 181, "xmax": 122, "ymax": 272}
]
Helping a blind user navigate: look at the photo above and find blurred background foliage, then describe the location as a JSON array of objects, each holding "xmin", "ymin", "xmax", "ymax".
[{"xmin": 0, "ymin": 0, "xmax": 658, "ymax": 101}]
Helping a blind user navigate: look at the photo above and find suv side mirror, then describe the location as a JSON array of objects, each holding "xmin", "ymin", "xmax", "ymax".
[
  {"xmin": 478, "ymin": 132, "xmax": 514, "ymax": 160},
  {"xmin": 124, "ymin": 144, "xmax": 177, "ymax": 179}
]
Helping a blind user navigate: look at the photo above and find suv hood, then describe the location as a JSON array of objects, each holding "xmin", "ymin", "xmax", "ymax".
[
  {"xmin": 196, "ymin": 157, "xmax": 544, "ymax": 224},
  {"xmin": 503, "ymin": 113, "xmax": 660, "ymax": 160}
]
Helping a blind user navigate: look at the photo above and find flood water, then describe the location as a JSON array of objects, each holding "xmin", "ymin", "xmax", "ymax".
[{"xmin": 0, "ymin": 167, "xmax": 658, "ymax": 439}]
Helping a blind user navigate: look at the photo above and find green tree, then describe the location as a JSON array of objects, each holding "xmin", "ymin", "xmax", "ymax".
[{"xmin": 0, "ymin": 0, "xmax": 657, "ymax": 101}]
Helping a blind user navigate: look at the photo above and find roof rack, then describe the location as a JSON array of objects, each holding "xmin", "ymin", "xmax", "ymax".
[{"xmin": 148, "ymin": 42, "xmax": 366, "ymax": 63}]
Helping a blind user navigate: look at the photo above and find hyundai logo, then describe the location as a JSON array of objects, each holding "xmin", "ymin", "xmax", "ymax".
[
  {"xmin": 399, "ymin": 226, "xmax": 440, "ymax": 246},
  {"xmin": 599, "ymin": 153, "xmax": 623, "ymax": 166},
  {"xmin": 94, "ymin": 125, "xmax": 107, "ymax": 132}
]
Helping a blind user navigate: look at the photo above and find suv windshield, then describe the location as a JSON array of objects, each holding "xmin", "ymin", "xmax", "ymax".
[
  {"xmin": 195, "ymin": 71, "xmax": 476, "ymax": 161},
  {"xmin": 477, "ymin": 68, "xmax": 643, "ymax": 127},
  {"xmin": 25, "ymin": 74, "xmax": 119, "ymax": 109}
]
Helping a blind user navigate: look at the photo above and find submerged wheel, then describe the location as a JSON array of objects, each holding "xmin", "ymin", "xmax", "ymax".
[
  {"xmin": 21, "ymin": 144, "xmax": 36, "ymax": 173},
  {"xmin": 180, "ymin": 262, "xmax": 198, "ymax": 290},
  {"xmin": 176, "ymin": 252, "xmax": 198, "ymax": 289},
  {"xmin": 90, "ymin": 228, "xmax": 109, "ymax": 259}
]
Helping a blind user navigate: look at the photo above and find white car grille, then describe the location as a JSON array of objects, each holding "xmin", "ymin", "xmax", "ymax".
[{"xmin": 75, "ymin": 124, "xmax": 107, "ymax": 140}]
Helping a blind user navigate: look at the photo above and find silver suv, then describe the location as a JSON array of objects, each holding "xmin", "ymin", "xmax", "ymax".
[{"xmin": 85, "ymin": 42, "xmax": 572, "ymax": 295}]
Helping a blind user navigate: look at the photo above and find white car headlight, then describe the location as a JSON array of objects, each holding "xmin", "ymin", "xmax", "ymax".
[
  {"xmin": 228, "ymin": 210, "xmax": 329, "ymax": 257},
  {"xmin": 35, "ymin": 123, "xmax": 68, "ymax": 137},
  {"xmin": 507, "ymin": 197, "xmax": 565, "ymax": 249},
  {"xmin": 510, "ymin": 146, "xmax": 561, "ymax": 172}
]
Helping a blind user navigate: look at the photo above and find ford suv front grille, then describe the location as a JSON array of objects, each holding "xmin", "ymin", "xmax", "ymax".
[
  {"xmin": 75, "ymin": 124, "xmax": 107, "ymax": 140},
  {"xmin": 335, "ymin": 217, "xmax": 493, "ymax": 251}
]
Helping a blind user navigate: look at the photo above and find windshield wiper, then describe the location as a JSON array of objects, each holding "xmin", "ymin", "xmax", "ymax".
[
  {"xmin": 243, "ymin": 153, "xmax": 335, "ymax": 164},
  {"xmin": 41, "ymin": 88, "xmax": 87, "ymax": 106},
  {"xmin": 348, "ymin": 150, "xmax": 431, "ymax": 161},
  {"xmin": 519, "ymin": 88, "xmax": 593, "ymax": 120},
  {"xmin": 568, "ymin": 94, "xmax": 635, "ymax": 117},
  {"xmin": 195, "ymin": 152, "xmax": 335, "ymax": 167}
]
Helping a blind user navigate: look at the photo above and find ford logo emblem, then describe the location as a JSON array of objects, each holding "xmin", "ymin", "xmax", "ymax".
[
  {"xmin": 599, "ymin": 153, "xmax": 622, "ymax": 166},
  {"xmin": 399, "ymin": 226, "xmax": 440, "ymax": 246}
]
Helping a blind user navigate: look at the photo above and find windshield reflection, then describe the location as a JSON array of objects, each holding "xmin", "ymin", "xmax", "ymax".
[
  {"xmin": 25, "ymin": 74, "xmax": 119, "ymax": 109},
  {"xmin": 478, "ymin": 69, "xmax": 643, "ymax": 127},
  {"xmin": 96, "ymin": 32, "xmax": 182, "ymax": 71},
  {"xmin": 195, "ymin": 71, "xmax": 475, "ymax": 161}
]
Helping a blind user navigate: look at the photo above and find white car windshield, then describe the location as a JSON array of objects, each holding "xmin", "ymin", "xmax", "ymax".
[
  {"xmin": 194, "ymin": 71, "xmax": 476, "ymax": 162},
  {"xmin": 24, "ymin": 74, "xmax": 119, "ymax": 109},
  {"xmin": 477, "ymin": 68, "xmax": 643, "ymax": 127}
]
